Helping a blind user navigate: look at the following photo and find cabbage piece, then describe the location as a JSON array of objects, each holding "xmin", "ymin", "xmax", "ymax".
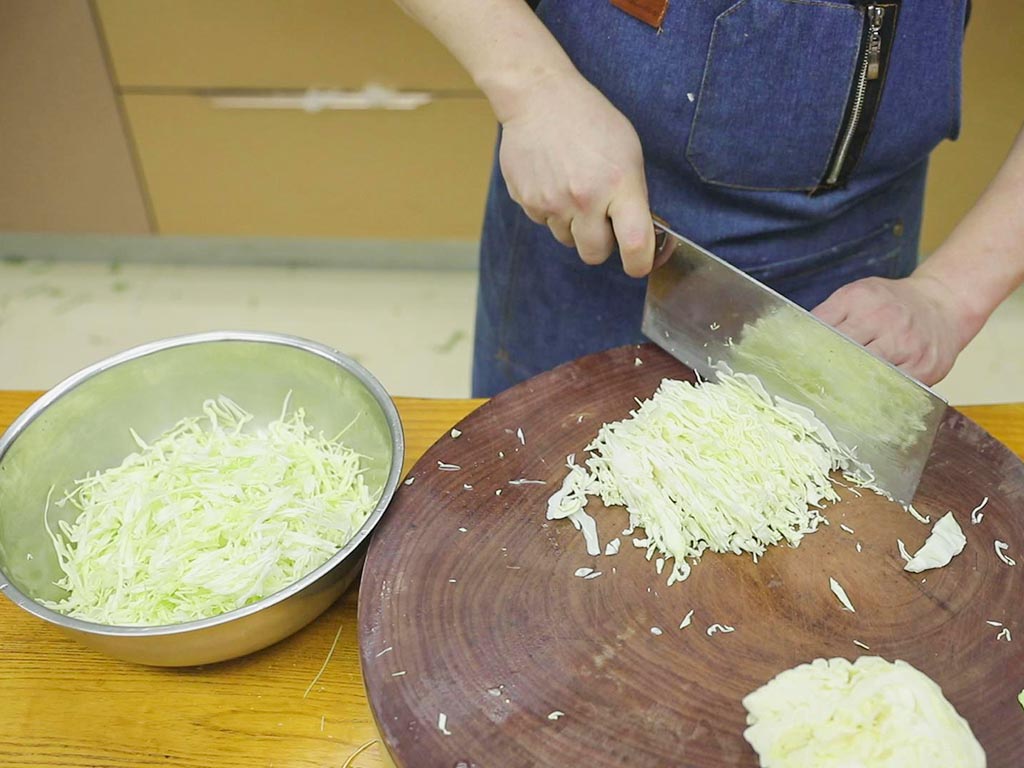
[
  {"xmin": 904, "ymin": 512, "xmax": 967, "ymax": 573},
  {"xmin": 743, "ymin": 656, "xmax": 985, "ymax": 768},
  {"xmin": 42, "ymin": 396, "xmax": 379, "ymax": 625},
  {"xmin": 548, "ymin": 371, "xmax": 863, "ymax": 583},
  {"xmin": 828, "ymin": 577, "xmax": 855, "ymax": 612}
]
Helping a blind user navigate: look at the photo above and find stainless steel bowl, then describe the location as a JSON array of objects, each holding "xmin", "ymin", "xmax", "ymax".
[{"xmin": 0, "ymin": 331, "xmax": 404, "ymax": 666}]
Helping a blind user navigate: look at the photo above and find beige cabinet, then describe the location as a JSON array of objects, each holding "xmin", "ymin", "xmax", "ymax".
[
  {"xmin": 95, "ymin": 0, "xmax": 477, "ymax": 90},
  {"xmin": 124, "ymin": 95, "xmax": 496, "ymax": 238},
  {"xmin": 94, "ymin": 0, "xmax": 495, "ymax": 239},
  {"xmin": 0, "ymin": 1, "xmax": 150, "ymax": 234}
]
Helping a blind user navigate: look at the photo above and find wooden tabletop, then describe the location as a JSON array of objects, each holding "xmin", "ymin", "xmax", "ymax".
[{"xmin": 1, "ymin": 390, "xmax": 1022, "ymax": 768}]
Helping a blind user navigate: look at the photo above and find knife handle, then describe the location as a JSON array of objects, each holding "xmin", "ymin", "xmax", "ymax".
[{"xmin": 651, "ymin": 214, "xmax": 676, "ymax": 270}]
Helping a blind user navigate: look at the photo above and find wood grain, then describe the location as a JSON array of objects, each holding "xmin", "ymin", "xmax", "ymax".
[
  {"xmin": 360, "ymin": 346, "xmax": 1024, "ymax": 767},
  {"xmin": 0, "ymin": 391, "xmax": 480, "ymax": 768}
]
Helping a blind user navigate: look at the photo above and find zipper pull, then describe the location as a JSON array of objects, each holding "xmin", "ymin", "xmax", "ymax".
[{"xmin": 866, "ymin": 5, "xmax": 885, "ymax": 80}]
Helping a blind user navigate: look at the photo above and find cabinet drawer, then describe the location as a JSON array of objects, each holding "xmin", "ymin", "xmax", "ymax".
[
  {"xmin": 124, "ymin": 94, "xmax": 496, "ymax": 239},
  {"xmin": 96, "ymin": 0, "xmax": 475, "ymax": 90}
]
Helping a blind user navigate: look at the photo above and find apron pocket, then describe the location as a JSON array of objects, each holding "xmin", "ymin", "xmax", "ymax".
[{"xmin": 686, "ymin": 0, "xmax": 864, "ymax": 191}]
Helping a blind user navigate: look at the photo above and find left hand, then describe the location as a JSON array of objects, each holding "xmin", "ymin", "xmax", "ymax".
[{"xmin": 811, "ymin": 273, "xmax": 974, "ymax": 386}]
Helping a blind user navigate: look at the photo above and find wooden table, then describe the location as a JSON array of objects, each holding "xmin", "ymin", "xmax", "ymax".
[{"xmin": 1, "ymin": 391, "xmax": 1021, "ymax": 768}]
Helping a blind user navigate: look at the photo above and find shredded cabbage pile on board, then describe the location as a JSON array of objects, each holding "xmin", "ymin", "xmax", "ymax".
[
  {"xmin": 743, "ymin": 657, "xmax": 986, "ymax": 767},
  {"xmin": 548, "ymin": 370, "xmax": 865, "ymax": 584},
  {"xmin": 42, "ymin": 396, "xmax": 379, "ymax": 626}
]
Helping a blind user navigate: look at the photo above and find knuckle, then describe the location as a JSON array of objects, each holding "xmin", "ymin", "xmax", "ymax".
[{"xmin": 567, "ymin": 181, "xmax": 597, "ymax": 212}]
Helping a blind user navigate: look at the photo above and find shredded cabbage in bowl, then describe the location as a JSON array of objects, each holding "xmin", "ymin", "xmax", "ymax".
[{"xmin": 42, "ymin": 396, "xmax": 380, "ymax": 626}]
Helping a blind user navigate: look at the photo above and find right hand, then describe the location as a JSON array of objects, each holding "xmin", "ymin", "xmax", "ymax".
[{"xmin": 496, "ymin": 70, "xmax": 656, "ymax": 277}]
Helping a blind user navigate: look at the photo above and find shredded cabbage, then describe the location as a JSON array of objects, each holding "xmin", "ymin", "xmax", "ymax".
[
  {"xmin": 743, "ymin": 656, "xmax": 986, "ymax": 767},
  {"xmin": 828, "ymin": 577, "xmax": 855, "ymax": 613},
  {"xmin": 548, "ymin": 371, "xmax": 864, "ymax": 583},
  {"xmin": 42, "ymin": 396, "xmax": 379, "ymax": 625}
]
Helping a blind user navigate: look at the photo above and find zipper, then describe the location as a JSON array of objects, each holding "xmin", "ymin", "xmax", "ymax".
[{"xmin": 817, "ymin": 2, "xmax": 899, "ymax": 192}]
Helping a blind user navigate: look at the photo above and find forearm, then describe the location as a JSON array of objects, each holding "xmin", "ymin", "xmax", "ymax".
[
  {"xmin": 394, "ymin": 0, "xmax": 578, "ymax": 121},
  {"xmin": 916, "ymin": 126, "xmax": 1024, "ymax": 342}
]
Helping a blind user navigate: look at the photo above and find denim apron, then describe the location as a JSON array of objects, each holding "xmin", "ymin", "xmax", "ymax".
[{"xmin": 473, "ymin": 0, "xmax": 968, "ymax": 397}]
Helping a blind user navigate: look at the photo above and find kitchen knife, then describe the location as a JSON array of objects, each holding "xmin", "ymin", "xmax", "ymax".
[{"xmin": 641, "ymin": 218, "xmax": 946, "ymax": 504}]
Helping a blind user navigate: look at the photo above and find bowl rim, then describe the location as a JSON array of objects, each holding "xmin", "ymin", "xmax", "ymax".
[{"xmin": 0, "ymin": 330, "xmax": 405, "ymax": 637}]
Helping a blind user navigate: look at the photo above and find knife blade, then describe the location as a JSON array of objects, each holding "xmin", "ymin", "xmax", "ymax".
[{"xmin": 641, "ymin": 219, "xmax": 946, "ymax": 504}]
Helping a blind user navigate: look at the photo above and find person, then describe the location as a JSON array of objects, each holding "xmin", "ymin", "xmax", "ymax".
[{"xmin": 396, "ymin": 0, "xmax": 1024, "ymax": 397}]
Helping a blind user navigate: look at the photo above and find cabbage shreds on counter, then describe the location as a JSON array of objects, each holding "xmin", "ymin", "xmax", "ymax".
[
  {"xmin": 42, "ymin": 396, "xmax": 379, "ymax": 626},
  {"xmin": 743, "ymin": 657, "xmax": 985, "ymax": 768},
  {"xmin": 548, "ymin": 370, "xmax": 864, "ymax": 584}
]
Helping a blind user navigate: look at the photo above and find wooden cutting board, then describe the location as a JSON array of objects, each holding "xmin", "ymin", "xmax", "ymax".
[{"xmin": 359, "ymin": 344, "xmax": 1024, "ymax": 767}]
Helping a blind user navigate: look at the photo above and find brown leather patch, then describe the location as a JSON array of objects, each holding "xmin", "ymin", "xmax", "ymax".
[{"xmin": 610, "ymin": 0, "xmax": 669, "ymax": 29}]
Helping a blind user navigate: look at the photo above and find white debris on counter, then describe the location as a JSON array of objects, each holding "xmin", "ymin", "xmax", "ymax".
[
  {"xmin": 375, "ymin": 646, "xmax": 393, "ymax": 658},
  {"xmin": 574, "ymin": 567, "xmax": 594, "ymax": 578},
  {"xmin": 437, "ymin": 713, "xmax": 451, "ymax": 736},
  {"xmin": 904, "ymin": 503, "xmax": 931, "ymax": 525},
  {"xmin": 458, "ymin": 527, "xmax": 467, "ymax": 533},
  {"xmin": 509, "ymin": 478, "xmax": 546, "ymax": 486},
  {"xmin": 897, "ymin": 539, "xmax": 913, "ymax": 564},
  {"xmin": 403, "ymin": 476, "xmax": 415, "ymax": 486},
  {"xmin": 997, "ymin": 628, "xmax": 1013, "ymax": 642},
  {"xmin": 463, "ymin": 483, "xmax": 473, "ymax": 490},
  {"xmin": 839, "ymin": 524, "xmax": 855, "ymax": 535},
  {"xmin": 391, "ymin": 670, "xmax": 406, "ymax": 677},
  {"xmin": 437, "ymin": 461, "xmax": 461, "ymax": 471},
  {"xmin": 903, "ymin": 512, "xmax": 967, "ymax": 573},
  {"xmin": 829, "ymin": 577, "xmax": 856, "ymax": 613},
  {"xmin": 634, "ymin": 357, "xmax": 643, "ymax": 367},
  {"xmin": 855, "ymin": 542, "xmax": 863, "ymax": 553},
  {"xmin": 986, "ymin": 620, "xmax": 1003, "ymax": 627},
  {"xmin": 605, "ymin": 538, "xmax": 621, "ymax": 556},
  {"xmin": 679, "ymin": 610, "xmax": 695, "ymax": 629},
  {"xmin": 707, "ymin": 624, "xmax": 735, "ymax": 636},
  {"xmin": 995, "ymin": 541, "xmax": 1016, "ymax": 566},
  {"xmin": 970, "ymin": 496, "xmax": 989, "ymax": 525},
  {"xmin": 516, "ymin": 428, "xmax": 525, "ymax": 445},
  {"xmin": 650, "ymin": 627, "xmax": 663, "ymax": 636},
  {"xmin": 547, "ymin": 711, "xmax": 565, "ymax": 721},
  {"xmin": 853, "ymin": 640, "xmax": 871, "ymax": 650}
]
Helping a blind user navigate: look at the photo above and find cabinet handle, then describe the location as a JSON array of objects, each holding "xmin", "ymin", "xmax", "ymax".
[{"xmin": 209, "ymin": 86, "xmax": 432, "ymax": 112}]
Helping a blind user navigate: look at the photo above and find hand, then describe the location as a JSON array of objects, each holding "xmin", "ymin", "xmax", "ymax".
[
  {"xmin": 496, "ymin": 70, "xmax": 656, "ymax": 277},
  {"xmin": 811, "ymin": 273, "xmax": 976, "ymax": 385}
]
